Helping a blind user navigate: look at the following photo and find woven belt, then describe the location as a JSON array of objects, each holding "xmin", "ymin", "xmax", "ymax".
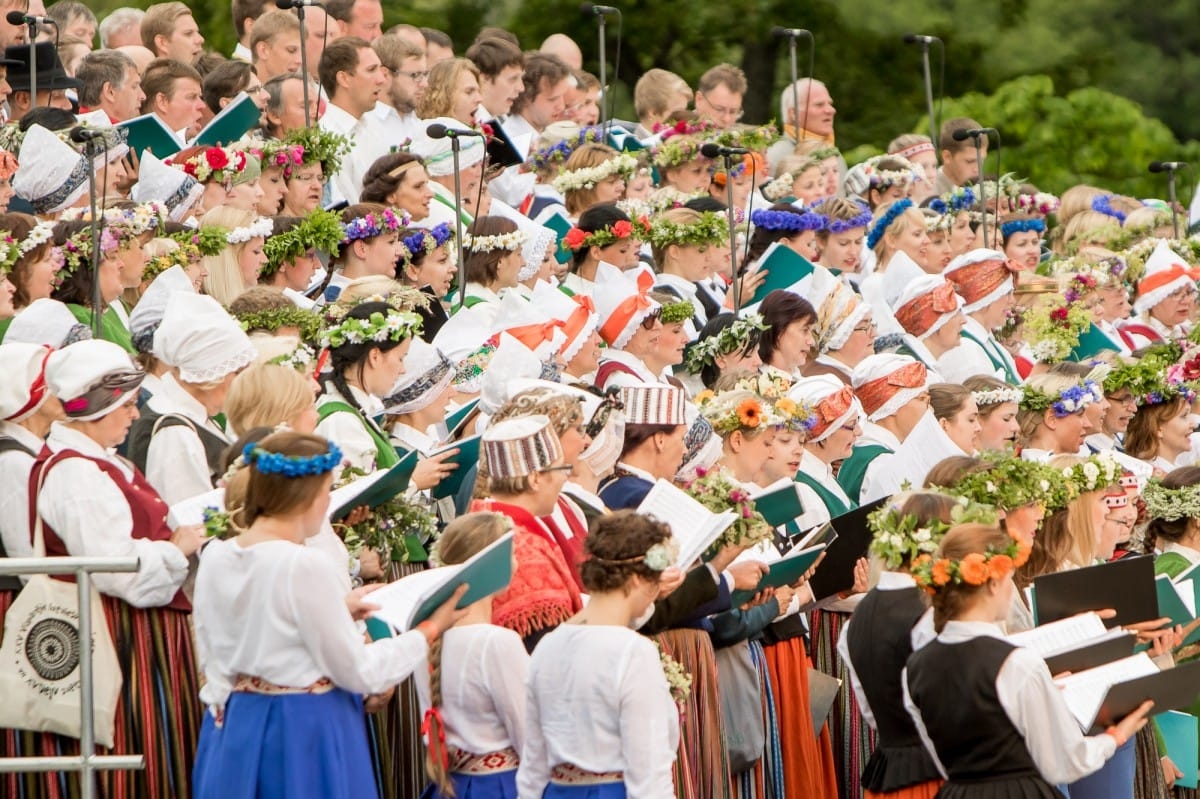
[
  {"xmin": 233, "ymin": 675, "xmax": 335, "ymax": 695},
  {"xmin": 549, "ymin": 763, "xmax": 624, "ymax": 785},
  {"xmin": 449, "ymin": 746, "xmax": 519, "ymax": 774}
]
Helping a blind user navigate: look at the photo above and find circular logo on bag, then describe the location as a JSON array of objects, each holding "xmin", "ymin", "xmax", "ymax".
[{"xmin": 24, "ymin": 618, "xmax": 80, "ymax": 681}]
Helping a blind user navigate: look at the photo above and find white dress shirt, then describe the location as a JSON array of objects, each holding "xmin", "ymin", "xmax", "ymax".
[
  {"xmin": 144, "ymin": 374, "xmax": 231, "ymax": 505},
  {"xmin": 517, "ymin": 624, "xmax": 679, "ymax": 798},
  {"xmin": 38, "ymin": 422, "xmax": 189, "ymax": 607},
  {"xmin": 194, "ymin": 538, "xmax": 429, "ymax": 713},
  {"xmin": 371, "ymin": 101, "xmax": 424, "ymax": 149},
  {"xmin": 937, "ymin": 315, "xmax": 1011, "ymax": 383},
  {"xmin": 320, "ymin": 102, "xmax": 387, "ymax": 205}
]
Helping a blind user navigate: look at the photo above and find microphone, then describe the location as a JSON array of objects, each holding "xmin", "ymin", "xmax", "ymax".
[
  {"xmin": 580, "ymin": 3, "xmax": 619, "ymax": 14},
  {"xmin": 952, "ymin": 127, "xmax": 997, "ymax": 142},
  {"xmin": 771, "ymin": 26, "xmax": 811, "ymax": 38},
  {"xmin": 68, "ymin": 126, "xmax": 106, "ymax": 144},
  {"xmin": 425, "ymin": 123, "xmax": 485, "ymax": 140},
  {"xmin": 275, "ymin": 0, "xmax": 324, "ymax": 7},
  {"xmin": 903, "ymin": 33, "xmax": 937, "ymax": 45},
  {"xmin": 6, "ymin": 11, "xmax": 55, "ymax": 25},
  {"xmin": 700, "ymin": 142, "xmax": 750, "ymax": 159},
  {"xmin": 1149, "ymin": 161, "xmax": 1187, "ymax": 173}
]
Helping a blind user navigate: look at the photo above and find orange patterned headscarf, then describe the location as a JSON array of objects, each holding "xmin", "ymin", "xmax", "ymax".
[
  {"xmin": 808, "ymin": 384, "xmax": 857, "ymax": 441},
  {"xmin": 895, "ymin": 280, "xmax": 959, "ymax": 338},
  {"xmin": 945, "ymin": 258, "xmax": 1015, "ymax": 308},
  {"xmin": 854, "ymin": 361, "xmax": 928, "ymax": 417}
]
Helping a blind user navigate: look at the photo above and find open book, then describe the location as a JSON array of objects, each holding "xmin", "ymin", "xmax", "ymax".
[
  {"xmin": 167, "ymin": 486, "xmax": 225, "ymax": 529},
  {"xmin": 1007, "ymin": 612, "xmax": 1135, "ymax": 675},
  {"xmin": 749, "ymin": 478, "xmax": 805, "ymax": 529},
  {"xmin": 118, "ymin": 113, "xmax": 183, "ymax": 159},
  {"xmin": 636, "ymin": 478, "xmax": 737, "ymax": 569},
  {"xmin": 368, "ymin": 531, "xmax": 514, "ymax": 633},
  {"xmin": 730, "ymin": 543, "xmax": 827, "ymax": 607},
  {"xmin": 1056, "ymin": 653, "xmax": 1200, "ymax": 734},
  {"xmin": 328, "ymin": 449, "xmax": 420, "ymax": 521},
  {"xmin": 1158, "ymin": 711, "xmax": 1199, "ymax": 789},
  {"xmin": 191, "ymin": 92, "xmax": 262, "ymax": 147}
]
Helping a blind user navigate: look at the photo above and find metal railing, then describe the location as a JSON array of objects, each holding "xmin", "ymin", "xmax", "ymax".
[{"xmin": 0, "ymin": 556, "xmax": 145, "ymax": 799}]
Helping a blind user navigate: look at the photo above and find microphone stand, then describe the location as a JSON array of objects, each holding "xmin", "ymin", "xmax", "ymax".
[
  {"xmin": 26, "ymin": 18, "xmax": 37, "ymax": 105},
  {"xmin": 595, "ymin": 12, "xmax": 607, "ymax": 128},
  {"xmin": 295, "ymin": 6, "xmax": 312, "ymax": 127},
  {"xmin": 451, "ymin": 137, "xmax": 467, "ymax": 309},
  {"xmin": 971, "ymin": 132, "xmax": 988, "ymax": 249},
  {"xmin": 918, "ymin": 40, "xmax": 937, "ymax": 159},
  {"xmin": 786, "ymin": 34, "xmax": 798, "ymax": 142},
  {"xmin": 82, "ymin": 138, "xmax": 103, "ymax": 337},
  {"xmin": 1167, "ymin": 168, "xmax": 1181, "ymax": 238},
  {"xmin": 722, "ymin": 153, "xmax": 740, "ymax": 311}
]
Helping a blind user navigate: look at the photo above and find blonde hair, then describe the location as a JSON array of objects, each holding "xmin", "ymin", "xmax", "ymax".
[
  {"xmin": 1017, "ymin": 373, "xmax": 1084, "ymax": 444},
  {"xmin": 650, "ymin": 207, "xmax": 704, "ymax": 268},
  {"xmin": 1046, "ymin": 455, "xmax": 1101, "ymax": 568},
  {"xmin": 225, "ymin": 362, "xmax": 315, "ymax": 434},
  {"xmin": 201, "ymin": 206, "xmax": 258, "ymax": 306},
  {"xmin": 417, "ymin": 57, "xmax": 479, "ymax": 120},
  {"xmin": 873, "ymin": 202, "xmax": 923, "ymax": 260},
  {"xmin": 1057, "ymin": 185, "xmax": 1105, "ymax": 227},
  {"xmin": 562, "ymin": 143, "xmax": 624, "ymax": 215}
]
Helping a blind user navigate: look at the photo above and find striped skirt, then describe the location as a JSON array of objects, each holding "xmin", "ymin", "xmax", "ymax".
[
  {"xmin": 761, "ymin": 634, "xmax": 839, "ymax": 799},
  {"xmin": 811, "ymin": 608, "xmax": 876, "ymax": 799},
  {"xmin": 732, "ymin": 640, "xmax": 781, "ymax": 799},
  {"xmin": 653, "ymin": 628, "xmax": 731, "ymax": 799},
  {"xmin": 0, "ymin": 594, "xmax": 201, "ymax": 799}
]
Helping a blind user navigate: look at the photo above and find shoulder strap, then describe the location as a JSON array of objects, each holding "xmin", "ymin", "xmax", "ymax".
[
  {"xmin": 594, "ymin": 359, "xmax": 639, "ymax": 388},
  {"xmin": 795, "ymin": 470, "xmax": 854, "ymax": 516},
  {"xmin": 316, "ymin": 399, "xmax": 400, "ymax": 469},
  {"xmin": 152, "ymin": 412, "xmax": 198, "ymax": 437},
  {"xmin": 835, "ymin": 444, "xmax": 892, "ymax": 502},
  {"xmin": 316, "ymin": 399, "xmax": 359, "ymax": 423},
  {"xmin": 0, "ymin": 436, "xmax": 36, "ymax": 457}
]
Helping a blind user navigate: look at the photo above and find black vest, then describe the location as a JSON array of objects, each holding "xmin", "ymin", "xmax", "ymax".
[
  {"xmin": 906, "ymin": 635, "xmax": 1062, "ymax": 797},
  {"xmin": 126, "ymin": 409, "xmax": 227, "ymax": 483},
  {"xmin": 845, "ymin": 586, "xmax": 941, "ymax": 791}
]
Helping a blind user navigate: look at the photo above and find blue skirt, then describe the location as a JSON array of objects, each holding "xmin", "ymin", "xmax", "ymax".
[
  {"xmin": 542, "ymin": 784, "xmax": 627, "ymax": 799},
  {"xmin": 420, "ymin": 770, "xmax": 519, "ymax": 798},
  {"xmin": 193, "ymin": 688, "xmax": 379, "ymax": 799},
  {"xmin": 1063, "ymin": 736, "xmax": 1135, "ymax": 799}
]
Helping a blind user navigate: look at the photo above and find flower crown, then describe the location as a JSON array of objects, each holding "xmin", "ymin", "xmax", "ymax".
[
  {"xmin": 928, "ymin": 185, "xmax": 976, "ymax": 216},
  {"xmin": 1000, "ymin": 218, "xmax": 1046, "ymax": 239},
  {"xmin": 866, "ymin": 198, "xmax": 914, "ymax": 250},
  {"xmin": 63, "ymin": 203, "xmax": 168, "ymax": 238},
  {"xmin": 342, "ymin": 208, "xmax": 405, "ymax": 245},
  {"xmin": 1019, "ymin": 378, "xmax": 1102, "ymax": 417},
  {"xmin": 284, "ymin": 126, "xmax": 352, "ymax": 177},
  {"xmin": 911, "ymin": 530, "xmax": 1031, "ymax": 595},
  {"xmin": 646, "ymin": 211, "xmax": 728, "ymax": 249},
  {"xmin": 243, "ymin": 441, "xmax": 344, "ymax": 477},
  {"xmin": 319, "ymin": 307, "xmax": 422, "ymax": 350},
  {"xmin": 924, "ymin": 211, "xmax": 953, "ymax": 233},
  {"xmin": 750, "ymin": 207, "xmax": 824, "ymax": 233},
  {"xmin": 0, "ymin": 235, "xmax": 18, "ymax": 276},
  {"xmin": 1143, "ymin": 479, "xmax": 1200, "ymax": 522},
  {"xmin": 401, "ymin": 223, "xmax": 454, "ymax": 261},
  {"xmin": 237, "ymin": 306, "xmax": 321, "ymax": 341},
  {"xmin": 226, "ymin": 217, "xmax": 274, "ymax": 245},
  {"xmin": 1060, "ymin": 451, "xmax": 1123, "ymax": 495},
  {"xmin": 591, "ymin": 536, "xmax": 681, "ymax": 572},
  {"xmin": 650, "ymin": 119, "xmax": 720, "ymax": 170},
  {"xmin": 173, "ymin": 145, "xmax": 249, "ymax": 185},
  {"xmin": 552, "ymin": 152, "xmax": 638, "ymax": 194},
  {"xmin": 57, "ymin": 226, "xmax": 121, "ymax": 275},
  {"xmin": 17, "ymin": 220, "xmax": 55, "ymax": 257},
  {"xmin": 562, "ymin": 216, "xmax": 649, "ymax": 252},
  {"xmin": 143, "ymin": 240, "xmax": 200, "ymax": 282},
  {"xmin": 971, "ymin": 386, "xmax": 1024, "ymax": 407},
  {"xmin": 658, "ymin": 298, "xmax": 696, "ymax": 324},
  {"xmin": 685, "ymin": 312, "xmax": 768, "ymax": 373},
  {"xmin": 733, "ymin": 369, "xmax": 793, "ymax": 400},
  {"xmin": 463, "ymin": 228, "xmax": 528, "ymax": 254},
  {"xmin": 262, "ymin": 209, "xmax": 345, "ymax": 276},
  {"xmin": 770, "ymin": 396, "xmax": 818, "ymax": 434},
  {"xmin": 1017, "ymin": 192, "xmax": 1060, "ymax": 215},
  {"xmin": 934, "ymin": 452, "xmax": 1073, "ymax": 512},
  {"xmin": 810, "ymin": 198, "xmax": 873, "ymax": 234},
  {"xmin": 868, "ymin": 495, "xmax": 998, "ymax": 570},
  {"xmin": 268, "ymin": 341, "xmax": 317, "ymax": 372},
  {"xmin": 258, "ymin": 140, "xmax": 305, "ymax": 178},
  {"xmin": 1091, "ymin": 194, "xmax": 1127, "ymax": 224},
  {"xmin": 862, "ymin": 157, "xmax": 923, "ymax": 189},
  {"xmin": 1021, "ymin": 300, "xmax": 1094, "ymax": 365},
  {"xmin": 695, "ymin": 390, "xmax": 781, "ymax": 436},
  {"xmin": 529, "ymin": 126, "xmax": 606, "ymax": 171}
]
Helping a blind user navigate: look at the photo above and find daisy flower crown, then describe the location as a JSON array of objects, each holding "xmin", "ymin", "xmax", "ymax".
[
  {"xmin": 268, "ymin": 342, "xmax": 318, "ymax": 372},
  {"xmin": 63, "ymin": 204, "xmax": 168, "ymax": 238},
  {"xmin": 17, "ymin": 220, "xmax": 55, "ymax": 257},
  {"xmin": 911, "ymin": 531, "xmax": 1031, "ymax": 595},
  {"xmin": 934, "ymin": 452, "xmax": 1073, "ymax": 512},
  {"xmin": 462, "ymin": 228, "xmax": 528, "ymax": 254},
  {"xmin": 342, "ymin": 208, "xmax": 406, "ymax": 245},
  {"xmin": 143, "ymin": 240, "xmax": 200, "ymax": 282},
  {"xmin": 684, "ymin": 312, "xmax": 768, "ymax": 373},
  {"xmin": 562, "ymin": 216, "xmax": 649, "ymax": 252},
  {"xmin": 868, "ymin": 495, "xmax": 998, "ymax": 570},
  {"xmin": 244, "ymin": 441, "xmax": 344, "ymax": 477},
  {"xmin": 319, "ymin": 308, "xmax": 423, "ymax": 350},
  {"xmin": 971, "ymin": 386, "xmax": 1024, "ymax": 407},
  {"xmin": 650, "ymin": 119, "xmax": 720, "ymax": 170},
  {"xmin": 1019, "ymin": 379, "xmax": 1102, "ymax": 417},
  {"xmin": 1060, "ymin": 451, "xmax": 1123, "ymax": 495},
  {"xmin": 551, "ymin": 152, "xmax": 638, "ymax": 194},
  {"xmin": 226, "ymin": 217, "xmax": 274, "ymax": 245}
]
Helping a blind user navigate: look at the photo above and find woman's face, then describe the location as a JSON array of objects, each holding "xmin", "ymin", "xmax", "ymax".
[
  {"xmin": 0, "ymin": 177, "xmax": 14, "ymax": 209},
  {"xmin": 593, "ymin": 173, "xmax": 626, "ymax": 205},
  {"xmin": 388, "ymin": 165, "xmax": 435, "ymax": 221},
  {"xmin": 596, "ymin": 238, "xmax": 640, "ymax": 270},
  {"xmin": 451, "ymin": 69, "xmax": 482, "ymax": 126},
  {"xmin": 929, "ymin": 311, "xmax": 967, "ymax": 352},
  {"xmin": 818, "ymin": 228, "xmax": 865, "ymax": 273},
  {"xmin": 783, "ymin": 230, "xmax": 819, "ymax": 262},
  {"xmin": 1102, "ymin": 390, "xmax": 1136, "ymax": 436},
  {"xmin": 976, "ymin": 291, "xmax": 1015, "ymax": 332},
  {"xmin": 184, "ymin": 254, "xmax": 207, "ymax": 291},
  {"xmin": 288, "ymin": 399, "xmax": 320, "ymax": 435},
  {"xmin": 792, "ymin": 166, "xmax": 824, "ymax": 205},
  {"xmin": 115, "ymin": 243, "xmax": 147, "ymax": 289},
  {"xmin": 892, "ymin": 391, "xmax": 931, "ymax": 437},
  {"xmin": 1151, "ymin": 285, "xmax": 1197, "ymax": 328},
  {"xmin": 557, "ymin": 419, "xmax": 593, "ymax": 466},
  {"xmin": 729, "ymin": 426, "xmax": 775, "ymax": 484},
  {"xmin": 22, "ymin": 251, "xmax": 58, "ymax": 303},
  {"xmin": 820, "ymin": 156, "xmax": 839, "ymax": 198},
  {"xmin": 281, "ymin": 250, "xmax": 319, "ymax": 292},
  {"xmin": 948, "ymin": 213, "xmax": 974, "ymax": 256},
  {"xmin": 1100, "ymin": 500, "xmax": 1137, "ymax": 556},
  {"xmin": 257, "ymin": 166, "xmax": 287, "ymax": 215},
  {"xmin": 665, "ymin": 159, "xmax": 711, "ymax": 193},
  {"xmin": 908, "ymin": 151, "xmax": 939, "ymax": 204},
  {"xmin": 830, "ymin": 315, "xmax": 875, "ymax": 367},
  {"xmin": 924, "ymin": 229, "xmax": 953, "ymax": 273},
  {"xmin": 940, "ymin": 398, "xmax": 981, "ymax": 454},
  {"xmin": 891, "ymin": 210, "xmax": 930, "ymax": 264},
  {"xmin": 977, "ymin": 402, "xmax": 1020, "ymax": 451},
  {"xmin": 566, "ymin": 327, "xmax": 602, "ymax": 376},
  {"xmin": 1004, "ymin": 230, "xmax": 1041, "ymax": 271},
  {"xmin": 1159, "ymin": 402, "xmax": 1194, "ymax": 459},
  {"xmin": 625, "ymin": 173, "xmax": 652, "ymax": 200},
  {"xmin": 284, "ymin": 165, "xmax": 325, "ymax": 215},
  {"xmin": 871, "ymin": 183, "xmax": 909, "ymax": 208},
  {"xmin": 713, "ymin": 344, "xmax": 762, "ymax": 375},
  {"xmin": 623, "ymin": 316, "xmax": 661, "ymax": 360},
  {"xmin": 653, "ymin": 321, "xmax": 689, "ymax": 368},
  {"xmin": 406, "ymin": 245, "xmax": 457, "ymax": 297},
  {"xmin": 1083, "ymin": 394, "xmax": 1110, "ymax": 443},
  {"xmin": 98, "ymin": 255, "xmax": 125, "ymax": 304},
  {"xmin": 363, "ymin": 337, "xmax": 412, "ymax": 397},
  {"xmin": 1005, "ymin": 502, "xmax": 1045, "ymax": 546},
  {"xmin": 1050, "ymin": 409, "xmax": 1090, "ymax": 454},
  {"xmin": 667, "ymin": 243, "xmax": 710, "ymax": 282},
  {"xmin": 227, "ymin": 179, "xmax": 265, "ymax": 212},
  {"xmin": 1095, "ymin": 286, "xmax": 1131, "ymax": 324},
  {"xmin": 527, "ymin": 240, "xmax": 556, "ymax": 285},
  {"xmin": 495, "ymin": 249, "xmax": 524, "ymax": 289},
  {"xmin": 101, "ymin": 158, "xmax": 128, "ymax": 198},
  {"xmin": 0, "ymin": 274, "xmax": 14, "ymax": 318},
  {"xmin": 238, "ymin": 237, "xmax": 267, "ymax": 285},
  {"xmin": 770, "ymin": 317, "xmax": 816, "ymax": 371},
  {"xmin": 360, "ymin": 232, "xmax": 404, "ymax": 276},
  {"xmin": 814, "ymin": 416, "xmax": 861, "ymax": 463},
  {"xmin": 763, "ymin": 428, "xmax": 804, "ymax": 483}
]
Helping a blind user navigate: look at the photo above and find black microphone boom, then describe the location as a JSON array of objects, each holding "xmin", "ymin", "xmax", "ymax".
[
  {"xmin": 6, "ymin": 11, "xmax": 55, "ymax": 25},
  {"xmin": 700, "ymin": 142, "xmax": 749, "ymax": 159},
  {"xmin": 69, "ymin": 126, "xmax": 106, "ymax": 143},
  {"xmin": 1149, "ymin": 161, "xmax": 1187, "ymax": 173},
  {"xmin": 580, "ymin": 3, "xmax": 619, "ymax": 14},
  {"xmin": 772, "ymin": 26, "xmax": 810, "ymax": 38},
  {"xmin": 903, "ymin": 33, "xmax": 937, "ymax": 44},
  {"xmin": 425, "ymin": 123, "xmax": 485, "ymax": 140},
  {"xmin": 952, "ymin": 127, "xmax": 996, "ymax": 142},
  {"xmin": 275, "ymin": 0, "xmax": 324, "ymax": 8}
]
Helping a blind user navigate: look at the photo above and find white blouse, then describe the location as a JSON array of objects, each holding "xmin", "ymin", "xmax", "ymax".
[
  {"xmin": 315, "ymin": 384, "xmax": 388, "ymax": 473},
  {"xmin": 0, "ymin": 421, "xmax": 43, "ymax": 564},
  {"xmin": 902, "ymin": 619, "xmax": 1117, "ymax": 785},
  {"xmin": 194, "ymin": 538, "xmax": 428, "ymax": 713},
  {"xmin": 37, "ymin": 423, "xmax": 189, "ymax": 607},
  {"xmin": 144, "ymin": 373, "xmax": 231, "ymax": 505},
  {"xmin": 517, "ymin": 624, "xmax": 679, "ymax": 799},
  {"xmin": 414, "ymin": 624, "xmax": 529, "ymax": 756}
]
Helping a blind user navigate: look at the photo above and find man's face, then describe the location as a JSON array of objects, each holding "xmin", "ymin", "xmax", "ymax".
[
  {"xmin": 387, "ymin": 54, "xmax": 427, "ymax": 112},
  {"xmin": 255, "ymin": 31, "xmax": 302, "ymax": 82},
  {"xmin": 479, "ymin": 63, "xmax": 523, "ymax": 117},
  {"xmin": 339, "ymin": 46, "xmax": 385, "ymax": 115},
  {"xmin": 344, "ymin": 0, "xmax": 382, "ymax": 42},
  {"xmin": 161, "ymin": 14, "xmax": 204, "ymax": 62},
  {"xmin": 156, "ymin": 77, "xmax": 205, "ymax": 136},
  {"xmin": 302, "ymin": 7, "xmax": 330, "ymax": 78},
  {"xmin": 797, "ymin": 83, "xmax": 835, "ymax": 137},
  {"xmin": 0, "ymin": 66, "xmax": 11, "ymax": 106},
  {"xmin": 695, "ymin": 83, "xmax": 742, "ymax": 129},
  {"xmin": 275, "ymin": 77, "xmax": 316, "ymax": 133},
  {"xmin": 943, "ymin": 145, "xmax": 986, "ymax": 187},
  {"xmin": 524, "ymin": 76, "xmax": 569, "ymax": 131},
  {"xmin": 106, "ymin": 65, "xmax": 145, "ymax": 121},
  {"xmin": 0, "ymin": 2, "xmax": 26, "ymax": 48}
]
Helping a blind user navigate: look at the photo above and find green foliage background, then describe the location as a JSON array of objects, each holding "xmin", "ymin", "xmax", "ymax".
[{"xmin": 90, "ymin": 0, "xmax": 1200, "ymax": 199}]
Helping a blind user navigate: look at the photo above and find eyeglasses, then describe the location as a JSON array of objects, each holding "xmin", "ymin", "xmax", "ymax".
[
  {"xmin": 698, "ymin": 92, "xmax": 743, "ymax": 121},
  {"xmin": 245, "ymin": 83, "xmax": 267, "ymax": 95},
  {"xmin": 1108, "ymin": 392, "xmax": 1136, "ymax": 407},
  {"xmin": 397, "ymin": 70, "xmax": 430, "ymax": 83},
  {"xmin": 852, "ymin": 320, "xmax": 876, "ymax": 334},
  {"xmin": 1104, "ymin": 515, "xmax": 1135, "ymax": 530}
]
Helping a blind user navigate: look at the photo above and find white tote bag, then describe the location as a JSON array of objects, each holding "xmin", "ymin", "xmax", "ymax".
[{"xmin": 0, "ymin": 457, "xmax": 122, "ymax": 746}]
